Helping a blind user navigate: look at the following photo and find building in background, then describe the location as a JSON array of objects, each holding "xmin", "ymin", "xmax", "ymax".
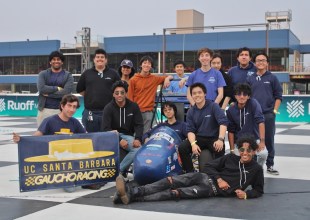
[{"xmin": 0, "ymin": 10, "xmax": 310, "ymax": 94}]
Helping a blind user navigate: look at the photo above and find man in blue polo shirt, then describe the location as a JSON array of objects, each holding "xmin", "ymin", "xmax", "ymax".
[{"xmin": 185, "ymin": 48, "xmax": 226, "ymax": 105}]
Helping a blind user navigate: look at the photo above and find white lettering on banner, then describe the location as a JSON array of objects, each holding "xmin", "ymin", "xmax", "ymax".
[
  {"xmin": 7, "ymin": 100, "xmax": 35, "ymax": 110},
  {"xmin": 149, "ymin": 132, "xmax": 175, "ymax": 144},
  {"xmin": 287, "ymin": 100, "xmax": 304, "ymax": 118}
]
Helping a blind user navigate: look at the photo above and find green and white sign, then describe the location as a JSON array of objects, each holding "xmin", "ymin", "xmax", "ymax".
[
  {"xmin": 0, "ymin": 95, "xmax": 83, "ymax": 118},
  {"xmin": 277, "ymin": 95, "xmax": 310, "ymax": 122},
  {"xmin": 0, "ymin": 94, "xmax": 309, "ymax": 122}
]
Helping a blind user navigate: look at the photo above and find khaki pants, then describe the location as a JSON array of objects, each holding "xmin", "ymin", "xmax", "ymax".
[{"xmin": 37, "ymin": 108, "xmax": 60, "ymax": 127}]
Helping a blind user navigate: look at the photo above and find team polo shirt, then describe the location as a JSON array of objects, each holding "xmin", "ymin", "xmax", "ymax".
[{"xmin": 186, "ymin": 68, "xmax": 226, "ymax": 102}]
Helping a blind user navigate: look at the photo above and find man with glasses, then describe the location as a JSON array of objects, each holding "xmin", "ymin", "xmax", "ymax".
[
  {"xmin": 226, "ymin": 83, "xmax": 268, "ymax": 167},
  {"xmin": 113, "ymin": 135, "xmax": 264, "ymax": 204},
  {"xmin": 246, "ymin": 52, "xmax": 282, "ymax": 175},
  {"xmin": 102, "ymin": 80, "xmax": 144, "ymax": 177}
]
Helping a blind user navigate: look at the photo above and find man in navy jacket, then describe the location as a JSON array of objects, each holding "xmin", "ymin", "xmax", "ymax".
[
  {"xmin": 247, "ymin": 52, "xmax": 282, "ymax": 175},
  {"xmin": 226, "ymin": 83, "xmax": 268, "ymax": 167},
  {"xmin": 178, "ymin": 82, "xmax": 228, "ymax": 173}
]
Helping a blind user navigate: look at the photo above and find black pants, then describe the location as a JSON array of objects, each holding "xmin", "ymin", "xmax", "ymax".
[
  {"xmin": 135, "ymin": 173, "xmax": 215, "ymax": 202},
  {"xmin": 178, "ymin": 136, "xmax": 224, "ymax": 173},
  {"xmin": 82, "ymin": 109, "xmax": 103, "ymax": 132}
]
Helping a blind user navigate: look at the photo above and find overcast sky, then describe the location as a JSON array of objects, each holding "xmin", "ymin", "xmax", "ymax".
[{"xmin": 2, "ymin": 0, "xmax": 310, "ymax": 63}]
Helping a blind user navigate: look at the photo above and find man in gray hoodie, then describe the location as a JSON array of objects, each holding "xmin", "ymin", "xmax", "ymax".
[{"xmin": 36, "ymin": 51, "xmax": 74, "ymax": 126}]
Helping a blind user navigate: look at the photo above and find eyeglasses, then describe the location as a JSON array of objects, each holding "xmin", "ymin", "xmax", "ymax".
[
  {"xmin": 236, "ymin": 92, "xmax": 249, "ymax": 97},
  {"xmin": 239, "ymin": 147, "xmax": 253, "ymax": 153},
  {"xmin": 255, "ymin": 59, "xmax": 267, "ymax": 63},
  {"xmin": 114, "ymin": 91, "xmax": 125, "ymax": 95}
]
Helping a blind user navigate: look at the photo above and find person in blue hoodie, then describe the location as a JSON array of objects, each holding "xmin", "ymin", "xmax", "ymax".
[
  {"xmin": 114, "ymin": 135, "xmax": 264, "ymax": 204},
  {"xmin": 228, "ymin": 47, "xmax": 256, "ymax": 102},
  {"xmin": 246, "ymin": 52, "xmax": 282, "ymax": 175},
  {"xmin": 101, "ymin": 80, "xmax": 144, "ymax": 176},
  {"xmin": 226, "ymin": 83, "xmax": 268, "ymax": 167},
  {"xmin": 178, "ymin": 82, "xmax": 228, "ymax": 173},
  {"xmin": 142, "ymin": 101, "xmax": 187, "ymax": 143}
]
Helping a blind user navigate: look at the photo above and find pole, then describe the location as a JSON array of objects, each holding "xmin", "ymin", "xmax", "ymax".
[{"xmin": 162, "ymin": 29, "xmax": 166, "ymax": 74}]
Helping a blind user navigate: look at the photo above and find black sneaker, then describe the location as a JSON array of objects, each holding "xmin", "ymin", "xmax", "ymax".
[
  {"xmin": 116, "ymin": 175, "xmax": 132, "ymax": 205},
  {"xmin": 82, "ymin": 182, "xmax": 107, "ymax": 190},
  {"xmin": 112, "ymin": 192, "xmax": 122, "ymax": 204},
  {"xmin": 267, "ymin": 167, "xmax": 279, "ymax": 175}
]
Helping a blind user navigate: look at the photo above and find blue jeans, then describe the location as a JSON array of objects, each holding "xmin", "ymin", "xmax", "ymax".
[
  {"xmin": 264, "ymin": 112, "xmax": 276, "ymax": 168},
  {"xmin": 119, "ymin": 134, "xmax": 140, "ymax": 173},
  {"xmin": 142, "ymin": 111, "xmax": 153, "ymax": 134}
]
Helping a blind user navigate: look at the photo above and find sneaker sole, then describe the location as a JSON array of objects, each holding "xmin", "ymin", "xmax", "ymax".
[
  {"xmin": 116, "ymin": 176, "xmax": 130, "ymax": 204},
  {"xmin": 267, "ymin": 171, "xmax": 279, "ymax": 175}
]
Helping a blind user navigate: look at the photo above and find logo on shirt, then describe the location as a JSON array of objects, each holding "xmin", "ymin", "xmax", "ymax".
[
  {"xmin": 208, "ymin": 77, "xmax": 216, "ymax": 83},
  {"xmin": 247, "ymin": 71, "xmax": 255, "ymax": 76},
  {"xmin": 205, "ymin": 115, "xmax": 211, "ymax": 118},
  {"xmin": 105, "ymin": 77, "xmax": 112, "ymax": 80},
  {"xmin": 127, "ymin": 113, "xmax": 133, "ymax": 117},
  {"xmin": 263, "ymin": 81, "xmax": 270, "ymax": 84}
]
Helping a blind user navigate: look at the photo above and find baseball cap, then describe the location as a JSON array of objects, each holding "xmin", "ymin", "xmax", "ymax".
[{"xmin": 120, "ymin": 59, "xmax": 133, "ymax": 68}]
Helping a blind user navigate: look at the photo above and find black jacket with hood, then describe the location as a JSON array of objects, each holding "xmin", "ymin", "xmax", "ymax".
[
  {"xmin": 101, "ymin": 98, "xmax": 144, "ymax": 142},
  {"xmin": 203, "ymin": 153, "xmax": 264, "ymax": 199}
]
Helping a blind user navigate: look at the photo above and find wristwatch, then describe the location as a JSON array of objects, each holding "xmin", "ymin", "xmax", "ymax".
[{"xmin": 218, "ymin": 137, "xmax": 225, "ymax": 142}]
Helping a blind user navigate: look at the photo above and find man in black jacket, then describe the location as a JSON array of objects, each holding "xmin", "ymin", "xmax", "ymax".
[
  {"xmin": 114, "ymin": 135, "xmax": 264, "ymax": 204},
  {"xmin": 76, "ymin": 49, "xmax": 120, "ymax": 133},
  {"xmin": 102, "ymin": 80, "xmax": 144, "ymax": 176}
]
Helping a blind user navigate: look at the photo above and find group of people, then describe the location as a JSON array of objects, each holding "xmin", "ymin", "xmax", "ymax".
[{"xmin": 13, "ymin": 46, "xmax": 282, "ymax": 204}]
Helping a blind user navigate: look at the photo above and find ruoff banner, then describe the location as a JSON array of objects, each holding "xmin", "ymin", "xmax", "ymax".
[{"xmin": 18, "ymin": 132, "xmax": 119, "ymax": 192}]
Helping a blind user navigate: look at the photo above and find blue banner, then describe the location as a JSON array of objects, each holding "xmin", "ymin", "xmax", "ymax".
[{"xmin": 18, "ymin": 132, "xmax": 119, "ymax": 192}]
